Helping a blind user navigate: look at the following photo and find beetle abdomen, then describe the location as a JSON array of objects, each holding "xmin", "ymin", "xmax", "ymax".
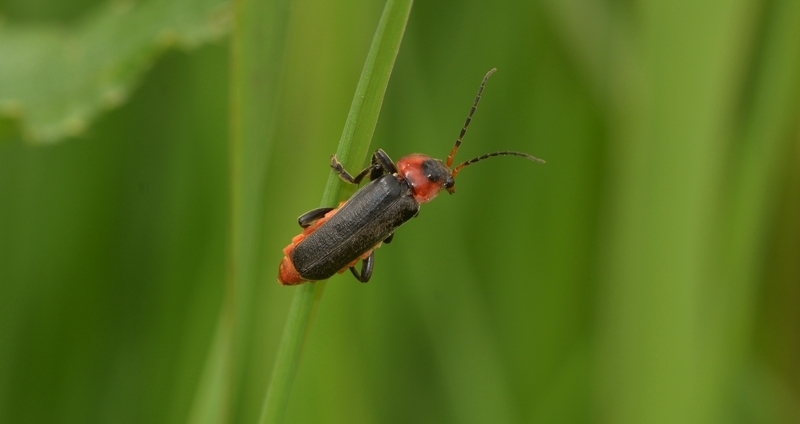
[{"xmin": 292, "ymin": 175, "xmax": 418, "ymax": 280}]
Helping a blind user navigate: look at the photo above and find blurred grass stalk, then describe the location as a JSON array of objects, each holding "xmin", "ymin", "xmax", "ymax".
[
  {"xmin": 595, "ymin": 1, "xmax": 800, "ymax": 423},
  {"xmin": 259, "ymin": 1, "xmax": 413, "ymax": 423},
  {"xmin": 188, "ymin": 0, "xmax": 292, "ymax": 422}
]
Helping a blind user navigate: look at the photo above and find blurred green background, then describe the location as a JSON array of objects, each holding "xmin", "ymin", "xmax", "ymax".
[{"xmin": 1, "ymin": 0, "xmax": 799, "ymax": 423}]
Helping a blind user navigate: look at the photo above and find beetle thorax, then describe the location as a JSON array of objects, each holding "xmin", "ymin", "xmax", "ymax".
[{"xmin": 397, "ymin": 154, "xmax": 454, "ymax": 204}]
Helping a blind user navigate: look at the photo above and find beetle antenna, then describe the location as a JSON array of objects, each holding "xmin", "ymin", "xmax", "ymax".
[
  {"xmin": 446, "ymin": 68, "xmax": 496, "ymax": 168},
  {"xmin": 451, "ymin": 151, "xmax": 545, "ymax": 178}
]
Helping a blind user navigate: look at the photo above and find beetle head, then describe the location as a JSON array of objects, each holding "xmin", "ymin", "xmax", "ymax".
[{"xmin": 397, "ymin": 154, "xmax": 454, "ymax": 203}]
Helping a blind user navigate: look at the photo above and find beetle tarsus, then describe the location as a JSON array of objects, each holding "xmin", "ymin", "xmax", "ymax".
[{"xmin": 331, "ymin": 155, "xmax": 376, "ymax": 185}]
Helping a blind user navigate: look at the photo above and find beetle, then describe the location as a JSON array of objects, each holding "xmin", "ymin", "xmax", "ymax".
[{"xmin": 278, "ymin": 68, "xmax": 544, "ymax": 285}]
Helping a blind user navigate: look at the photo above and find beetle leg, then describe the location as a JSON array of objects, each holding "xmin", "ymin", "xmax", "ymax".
[
  {"xmin": 297, "ymin": 207, "xmax": 335, "ymax": 228},
  {"xmin": 330, "ymin": 155, "xmax": 377, "ymax": 185},
  {"xmin": 349, "ymin": 251, "xmax": 374, "ymax": 283},
  {"xmin": 348, "ymin": 266, "xmax": 360, "ymax": 281},
  {"xmin": 331, "ymin": 150, "xmax": 399, "ymax": 184},
  {"xmin": 383, "ymin": 233, "xmax": 394, "ymax": 244},
  {"xmin": 370, "ymin": 149, "xmax": 398, "ymax": 180}
]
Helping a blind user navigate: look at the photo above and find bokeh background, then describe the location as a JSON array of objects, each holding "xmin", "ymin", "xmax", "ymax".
[{"xmin": 1, "ymin": 0, "xmax": 799, "ymax": 423}]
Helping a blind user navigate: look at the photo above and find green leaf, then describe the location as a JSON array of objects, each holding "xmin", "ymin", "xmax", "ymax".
[{"xmin": 0, "ymin": 0, "xmax": 231, "ymax": 144}]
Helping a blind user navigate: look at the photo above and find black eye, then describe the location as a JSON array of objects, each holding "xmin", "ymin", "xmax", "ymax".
[
  {"xmin": 421, "ymin": 159, "xmax": 441, "ymax": 182},
  {"xmin": 444, "ymin": 177, "xmax": 454, "ymax": 189}
]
